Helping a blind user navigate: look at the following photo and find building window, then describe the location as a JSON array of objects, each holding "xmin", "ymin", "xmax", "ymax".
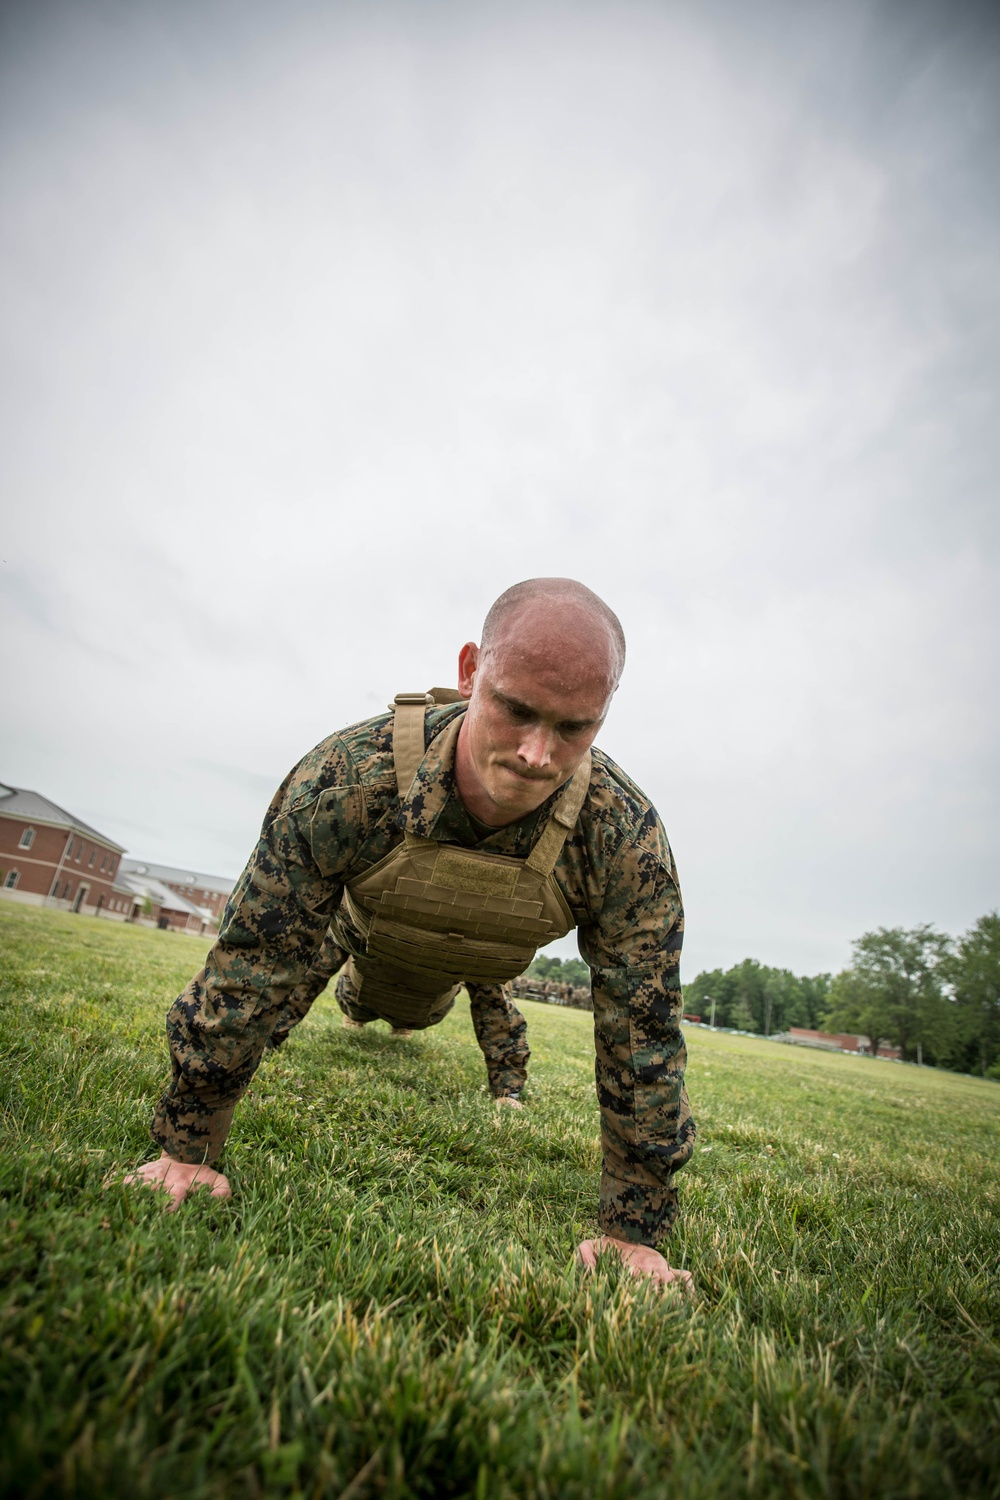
[
  {"xmin": 18, "ymin": 828, "xmax": 35, "ymax": 849},
  {"xmin": 74, "ymin": 841, "xmax": 81, "ymax": 862},
  {"xmin": 88, "ymin": 850, "xmax": 96, "ymax": 867},
  {"xmin": 100, "ymin": 855, "xmax": 108, "ymax": 872},
  {"xmin": 4, "ymin": 870, "xmax": 19, "ymax": 889}
]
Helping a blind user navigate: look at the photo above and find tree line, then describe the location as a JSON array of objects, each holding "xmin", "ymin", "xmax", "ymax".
[
  {"xmin": 527, "ymin": 954, "xmax": 590, "ymax": 988},
  {"xmin": 682, "ymin": 913, "xmax": 1000, "ymax": 1080}
]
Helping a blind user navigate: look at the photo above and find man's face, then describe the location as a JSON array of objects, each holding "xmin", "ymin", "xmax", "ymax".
[{"xmin": 454, "ymin": 626, "xmax": 616, "ymax": 827}]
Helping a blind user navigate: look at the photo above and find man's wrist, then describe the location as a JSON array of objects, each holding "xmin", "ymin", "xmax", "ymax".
[{"xmin": 149, "ymin": 1133, "xmax": 220, "ymax": 1169}]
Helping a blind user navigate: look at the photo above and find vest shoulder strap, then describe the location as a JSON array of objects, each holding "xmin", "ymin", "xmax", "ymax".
[
  {"xmin": 392, "ymin": 693, "xmax": 430, "ymax": 795},
  {"xmin": 391, "ymin": 688, "xmax": 465, "ymax": 794},
  {"xmin": 524, "ymin": 752, "xmax": 592, "ymax": 876}
]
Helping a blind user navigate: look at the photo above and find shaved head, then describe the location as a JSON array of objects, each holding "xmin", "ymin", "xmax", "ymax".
[
  {"xmin": 480, "ymin": 577, "xmax": 625, "ymax": 689},
  {"xmin": 454, "ymin": 578, "xmax": 624, "ymax": 826}
]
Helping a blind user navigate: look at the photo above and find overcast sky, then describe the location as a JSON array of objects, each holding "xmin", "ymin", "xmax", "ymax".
[{"xmin": 2, "ymin": 0, "xmax": 998, "ymax": 980}]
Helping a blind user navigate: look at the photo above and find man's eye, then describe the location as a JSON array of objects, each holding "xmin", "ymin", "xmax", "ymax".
[{"xmin": 508, "ymin": 705, "xmax": 534, "ymax": 721}]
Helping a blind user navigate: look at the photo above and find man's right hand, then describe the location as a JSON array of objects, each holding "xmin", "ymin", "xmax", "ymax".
[{"xmin": 120, "ymin": 1151, "xmax": 232, "ymax": 1212}]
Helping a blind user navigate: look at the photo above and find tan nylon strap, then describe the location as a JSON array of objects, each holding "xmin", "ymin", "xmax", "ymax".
[
  {"xmin": 392, "ymin": 689, "xmax": 466, "ymax": 796},
  {"xmin": 524, "ymin": 752, "xmax": 592, "ymax": 876},
  {"xmin": 392, "ymin": 695, "xmax": 430, "ymax": 798}
]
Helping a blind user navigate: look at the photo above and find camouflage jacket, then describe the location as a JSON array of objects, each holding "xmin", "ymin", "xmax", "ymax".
[{"xmin": 151, "ymin": 702, "xmax": 695, "ymax": 1245}]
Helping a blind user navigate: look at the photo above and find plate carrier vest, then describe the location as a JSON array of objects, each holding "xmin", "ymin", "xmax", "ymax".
[{"xmin": 330, "ymin": 689, "xmax": 591, "ymax": 1027}]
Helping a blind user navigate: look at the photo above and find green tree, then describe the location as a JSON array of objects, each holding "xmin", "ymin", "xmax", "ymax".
[
  {"xmin": 527, "ymin": 954, "xmax": 563, "ymax": 981},
  {"xmin": 526, "ymin": 954, "xmax": 589, "ymax": 986},
  {"xmin": 732, "ymin": 990, "xmax": 758, "ymax": 1031},
  {"xmin": 945, "ymin": 912, "xmax": 1000, "ymax": 1078},
  {"xmin": 733, "ymin": 960, "xmax": 765, "ymax": 1031},
  {"xmin": 682, "ymin": 968, "xmax": 730, "ymax": 1024},
  {"xmin": 799, "ymin": 973, "xmax": 831, "ymax": 1029},
  {"xmin": 684, "ymin": 962, "xmax": 830, "ymax": 1032},
  {"xmin": 823, "ymin": 925, "xmax": 951, "ymax": 1059}
]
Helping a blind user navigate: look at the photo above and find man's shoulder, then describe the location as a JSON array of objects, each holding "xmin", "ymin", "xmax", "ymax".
[
  {"xmin": 277, "ymin": 700, "xmax": 465, "ymax": 812},
  {"xmin": 296, "ymin": 710, "xmax": 394, "ymax": 788},
  {"xmin": 583, "ymin": 747, "xmax": 675, "ymax": 869},
  {"xmin": 586, "ymin": 746, "xmax": 658, "ymax": 826},
  {"xmin": 269, "ymin": 710, "xmax": 394, "ymax": 822}
]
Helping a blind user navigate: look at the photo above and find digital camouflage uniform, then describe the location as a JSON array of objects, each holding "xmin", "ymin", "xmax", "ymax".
[{"xmin": 152, "ymin": 701, "xmax": 695, "ymax": 1246}]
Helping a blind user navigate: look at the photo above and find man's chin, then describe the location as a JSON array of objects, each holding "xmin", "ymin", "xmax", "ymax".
[{"xmin": 488, "ymin": 771, "xmax": 557, "ymax": 817}]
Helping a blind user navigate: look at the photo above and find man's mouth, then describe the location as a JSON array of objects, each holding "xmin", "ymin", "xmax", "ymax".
[{"xmin": 497, "ymin": 763, "xmax": 554, "ymax": 785}]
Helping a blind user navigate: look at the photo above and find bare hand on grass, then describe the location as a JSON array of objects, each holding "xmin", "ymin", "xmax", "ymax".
[
  {"xmin": 119, "ymin": 1152, "xmax": 232, "ymax": 1212},
  {"xmin": 577, "ymin": 1236, "xmax": 694, "ymax": 1293}
]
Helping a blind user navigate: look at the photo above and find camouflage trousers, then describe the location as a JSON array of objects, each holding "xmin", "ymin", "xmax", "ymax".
[{"xmin": 268, "ymin": 927, "xmax": 530, "ymax": 1098}]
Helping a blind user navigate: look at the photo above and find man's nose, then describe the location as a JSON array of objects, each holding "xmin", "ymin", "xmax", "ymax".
[{"xmin": 517, "ymin": 724, "xmax": 555, "ymax": 769}]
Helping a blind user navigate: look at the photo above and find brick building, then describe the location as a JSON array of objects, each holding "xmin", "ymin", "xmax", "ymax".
[
  {"xmin": 0, "ymin": 783, "xmax": 134, "ymax": 919},
  {"xmin": 116, "ymin": 868, "xmax": 217, "ymax": 935},
  {"xmin": 119, "ymin": 860, "xmax": 233, "ymax": 925},
  {"xmin": 784, "ymin": 1026, "xmax": 902, "ymax": 1061}
]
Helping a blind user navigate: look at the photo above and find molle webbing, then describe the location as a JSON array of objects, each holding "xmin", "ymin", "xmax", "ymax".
[{"xmin": 339, "ymin": 693, "xmax": 590, "ymax": 1011}]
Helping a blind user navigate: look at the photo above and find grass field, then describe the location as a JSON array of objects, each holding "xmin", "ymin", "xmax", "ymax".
[{"xmin": 1, "ymin": 903, "xmax": 998, "ymax": 1499}]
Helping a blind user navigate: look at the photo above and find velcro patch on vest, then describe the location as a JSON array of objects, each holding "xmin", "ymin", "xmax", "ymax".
[
  {"xmin": 378, "ymin": 892, "xmax": 553, "ymax": 941},
  {"xmin": 389, "ymin": 878, "xmax": 544, "ymax": 918},
  {"xmin": 432, "ymin": 848, "xmax": 520, "ymax": 897}
]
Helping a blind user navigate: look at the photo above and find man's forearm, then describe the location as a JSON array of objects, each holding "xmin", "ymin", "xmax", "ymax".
[
  {"xmin": 150, "ymin": 968, "xmax": 279, "ymax": 1162},
  {"xmin": 590, "ymin": 953, "xmax": 695, "ymax": 1245}
]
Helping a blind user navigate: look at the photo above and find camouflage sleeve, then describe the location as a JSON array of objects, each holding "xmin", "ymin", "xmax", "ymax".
[
  {"xmin": 149, "ymin": 745, "xmax": 367, "ymax": 1164},
  {"xmin": 466, "ymin": 981, "xmax": 530, "ymax": 1097},
  {"xmin": 577, "ymin": 813, "xmax": 695, "ymax": 1247},
  {"xmin": 267, "ymin": 928, "xmax": 349, "ymax": 1049}
]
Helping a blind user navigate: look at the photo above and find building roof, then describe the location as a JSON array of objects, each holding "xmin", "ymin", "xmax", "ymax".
[
  {"xmin": 119, "ymin": 859, "xmax": 234, "ymax": 895},
  {"xmin": 116, "ymin": 870, "xmax": 207, "ymax": 918},
  {"xmin": 0, "ymin": 783, "xmax": 126, "ymax": 852}
]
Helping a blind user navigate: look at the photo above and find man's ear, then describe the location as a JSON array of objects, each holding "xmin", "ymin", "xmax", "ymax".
[{"xmin": 457, "ymin": 642, "xmax": 479, "ymax": 700}]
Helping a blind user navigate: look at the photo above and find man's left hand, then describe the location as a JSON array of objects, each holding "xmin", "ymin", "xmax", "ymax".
[{"xmin": 577, "ymin": 1236, "xmax": 694, "ymax": 1293}]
